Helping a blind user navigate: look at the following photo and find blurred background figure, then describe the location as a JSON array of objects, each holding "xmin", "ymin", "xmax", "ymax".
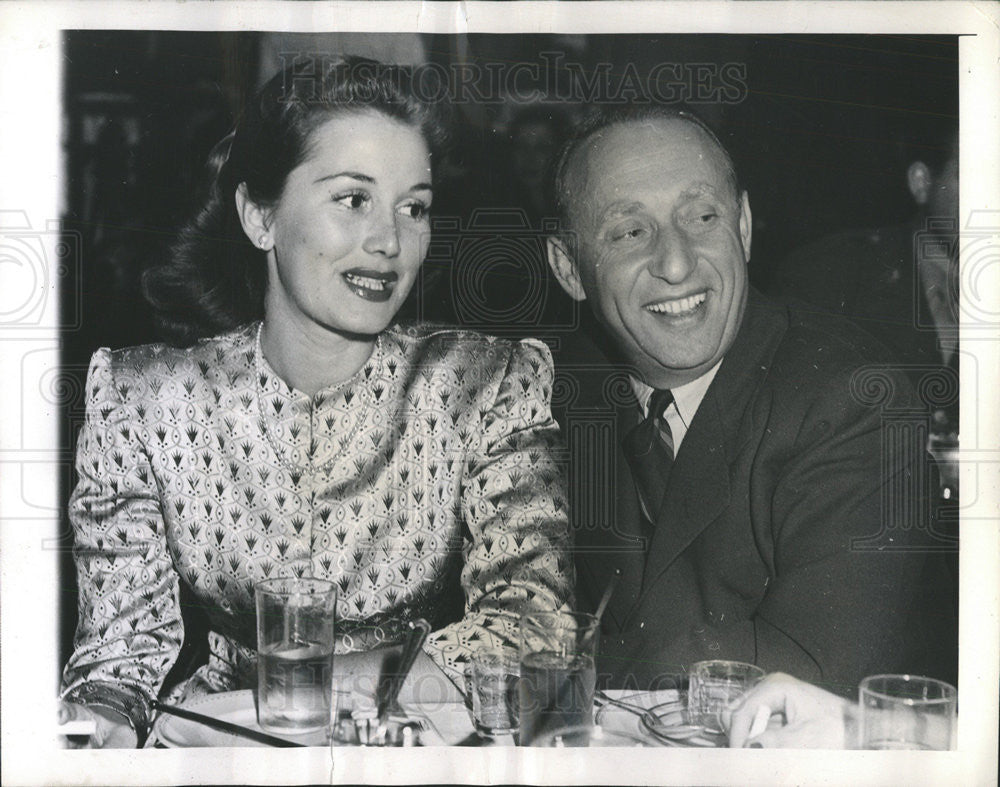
[
  {"xmin": 773, "ymin": 122, "xmax": 960, "ymax": 507},
  {"xmin": 775, "ymin": 122, "xmax": 958, "ymax": 405},
  {"xmin": 505, "ymin": 105, "xmax": 572, "ymax": 226},
  {"xmin": 428, "ymin": 103, "xmax": 578, "ymax": 339}
]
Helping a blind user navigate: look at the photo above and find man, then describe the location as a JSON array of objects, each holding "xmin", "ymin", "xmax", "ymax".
[{"xmin": 545, "ymin": 107, "xmax": 955, "ymax": 696}]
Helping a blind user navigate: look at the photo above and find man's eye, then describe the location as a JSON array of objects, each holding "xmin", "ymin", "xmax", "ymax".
[
  {"xmin": 683, "ymin": 209, "xmax": 721, "ymax": 232},
  {"xmin": 398, "ymin": 202, "xmax": 429, "ymax": 220},
  {"xmin": 334, "ymin": 192, "xmax": 369, "ymax": 209},
  {"xmin": 689, "ymin": 210, "xmax": 719, "ymax": 225},
  {"xmin": 611, "ymin": 226, "xmax": 646, "ymax": 242}
]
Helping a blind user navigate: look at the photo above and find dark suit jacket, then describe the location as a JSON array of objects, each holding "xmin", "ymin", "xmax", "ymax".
[{"xmin": 552, "ymin": 290, "xmax": 957, "ymax": 697}]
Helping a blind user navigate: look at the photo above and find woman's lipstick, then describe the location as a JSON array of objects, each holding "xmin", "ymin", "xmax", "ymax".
[{"xmin": 342, "ymin": 268, "xmax": 398, "ymax": 303}]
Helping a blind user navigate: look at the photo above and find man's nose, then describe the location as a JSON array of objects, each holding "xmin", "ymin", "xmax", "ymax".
[
  {"xmin": 648, "ymin": 230, "xmax": 697, "ymax": 283},
  {"xmin": 362, "ymin": 210, "xmax": 401, "ymax": 258}
]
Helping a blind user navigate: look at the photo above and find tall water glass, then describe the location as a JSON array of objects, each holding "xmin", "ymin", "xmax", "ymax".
[
  {"xmin": 859, "ymin": 674, "xmax": 957, "ymax": 750},
  {"xmin": 256, "ymin": 578, "xmax": 337, "ymax": 734},
  {"xmin": 518, "ymin": 611, "xmax": 599, "ymax": 746}
]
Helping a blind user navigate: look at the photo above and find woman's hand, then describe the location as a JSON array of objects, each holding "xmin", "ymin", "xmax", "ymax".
[
  {"xmin": 57, "ymin": 701, "xmax": 137, "ymax": 749},
  {"xmin": 722, "ymin": 672, "xmax": 858, "ymax": 749}
]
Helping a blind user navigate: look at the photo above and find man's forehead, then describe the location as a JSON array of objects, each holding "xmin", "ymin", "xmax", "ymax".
[
  {"xmin": 565, "ymin": 119, "xmax": 732, "ymax": 216},
  {"xmin": 582, "ymin": 119, "xmax": 722, "ymax": 173}
]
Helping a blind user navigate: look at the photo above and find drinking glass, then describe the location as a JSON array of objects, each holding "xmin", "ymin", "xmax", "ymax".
[
  {"xmin": 518, "ymin": 611, "xmax": 599, "ymax": 746},
  {"xmin": 470, "ymin": 648, "xmax": 520, "ymax": 740},
  {"xmin": 687, "ymin": 660, "xmax": 765, "ymax": 734},
  {"xmin": 256, "ymin": 577, "xmax": 337, "ymax": 734},
  {"xmin": 859, "ymin": 674, "xmax": 957, "ymax": 750}
]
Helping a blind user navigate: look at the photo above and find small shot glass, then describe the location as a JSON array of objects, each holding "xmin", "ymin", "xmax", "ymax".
[
  {"xmin": 687, "ymin": 660, "xmax": 765, "ymax": 734},
  {"xmin": 469, "ymin": 648, "xmax": 521, "ymax": 742}
]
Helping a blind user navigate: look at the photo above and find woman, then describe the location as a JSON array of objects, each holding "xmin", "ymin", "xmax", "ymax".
[{"xmin": 58, "ymin": 55, "xmax": 573, "ymax": 747}]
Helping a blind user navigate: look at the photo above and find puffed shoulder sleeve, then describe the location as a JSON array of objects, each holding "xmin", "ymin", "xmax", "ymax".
[
  {"xmin": 423, "ymin": 338, "xmax": 575, "ymax": 686},
  {"xmin": 60, "ymin": 348, "xmax": 184, "ymax": 743}
]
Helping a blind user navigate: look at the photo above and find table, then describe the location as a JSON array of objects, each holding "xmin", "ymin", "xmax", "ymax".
[{"xmin": 152, "ymin": 689, "xmax": 686, "ymax": 748}]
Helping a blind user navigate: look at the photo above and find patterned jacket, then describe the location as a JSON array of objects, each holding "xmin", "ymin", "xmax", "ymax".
[{"xmin": 61, "ymin": 322, "xmax": 573, "ymax": 736}]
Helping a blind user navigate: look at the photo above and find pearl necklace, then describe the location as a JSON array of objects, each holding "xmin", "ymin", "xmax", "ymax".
[{"xmin": 253, "ymin": 322, "xmax": 383, "ymax": 475}]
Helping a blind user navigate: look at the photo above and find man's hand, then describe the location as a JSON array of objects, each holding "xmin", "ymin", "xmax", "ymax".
[
  {"xmin": 722, "ymin": 672, "xmax": 858, "ymax": 749},
  {"xmin": 57, "ymin": 701, "xmax": 137, "ymax": 749}
]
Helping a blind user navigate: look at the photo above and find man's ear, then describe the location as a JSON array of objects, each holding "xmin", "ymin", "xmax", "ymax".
[
  {"xmin": 546, "ymin": 235, "xmax": 587, "ymax": 302},
  {"xmin": 907, "ymin": 161, "xmax": 932, "ymax": 205},
  {"xmin": 738, "ymin": 190, "xmax": 752, "ymax": 262},
  {"xmin": 235, "ymin": 182, "xmax": 273, "ymax": 251}
]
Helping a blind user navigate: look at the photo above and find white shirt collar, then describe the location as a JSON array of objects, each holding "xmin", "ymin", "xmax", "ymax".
[{"xmin": 630, "ymin": 359, "xmax": 723, "ymax": 432}]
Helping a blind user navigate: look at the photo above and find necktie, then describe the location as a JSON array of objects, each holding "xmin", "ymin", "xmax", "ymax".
[{"xmin": 622, "ymin": 389, "xmax": 675, "ymax": 529}]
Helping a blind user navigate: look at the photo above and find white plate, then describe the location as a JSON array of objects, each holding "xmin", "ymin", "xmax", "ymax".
[
  {"xmin": 154, "ymin": 690, "xmax": 331, "ymax": 748},
  {"xmin": 595, "ymin": 690, "xmax": 723, "ymax": 748}
]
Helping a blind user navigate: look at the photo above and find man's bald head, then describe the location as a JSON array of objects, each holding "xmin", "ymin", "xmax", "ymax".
[{"xmin": 552, "ymin": 106, "xmax": 740, "ymax": 235}]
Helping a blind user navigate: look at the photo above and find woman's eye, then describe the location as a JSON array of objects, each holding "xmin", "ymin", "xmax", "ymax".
[
  {"xmin": 398, "ymin": 202, "xmax": 429, "ymax": 220},
  {"xmin": 334, "ymin": 192, "xmax": 369, "ymax": 210}
]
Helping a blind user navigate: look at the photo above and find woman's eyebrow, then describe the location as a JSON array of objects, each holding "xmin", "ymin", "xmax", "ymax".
[
  {"xmin": 312, "ymin": 173, "xmax": 433, "ymax": 193},
  {"xmin": 313, "ymin": 171, "xmax": 374, "ymax": 185}
]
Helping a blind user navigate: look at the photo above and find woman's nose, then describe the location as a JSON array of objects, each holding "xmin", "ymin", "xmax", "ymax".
[{"xmin": 362, "ymin": 211, "xmax": 401, "ymax": 258}]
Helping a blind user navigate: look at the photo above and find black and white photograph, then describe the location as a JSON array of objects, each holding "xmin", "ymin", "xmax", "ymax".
[{"xmin": 1, "ymin": 2, "xmax": 997, "ymax": 785}]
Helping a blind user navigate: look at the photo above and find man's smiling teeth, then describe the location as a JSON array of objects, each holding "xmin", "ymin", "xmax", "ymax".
[
  {"xmin": 645, "ymin": 292, "xmax": 707, "ymax": 315},
  {"xmin": 344, "ymin": 273, "xmax": 389, "ymax": 291}
]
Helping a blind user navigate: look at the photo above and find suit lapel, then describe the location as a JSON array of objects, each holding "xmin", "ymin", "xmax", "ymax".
[
  {"xmin": 557, "ymin": 295, "xmax": 786, "ymax": 627},
  {"xmin": 635, "ymin": 292, "xmax": 785, "ymax": 605}
]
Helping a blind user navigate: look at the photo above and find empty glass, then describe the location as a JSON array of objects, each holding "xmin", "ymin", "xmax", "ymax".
[
  {"xmin": 469, "ymin": 648, "xmax": 520, "ymax": 740},
  {"xmin": 859, "ymin": 674, "xmax": 957, "ymax": 750},
  {"xmin": 687, "ymin": 660, "xmax": 765, "ymax": 734}
]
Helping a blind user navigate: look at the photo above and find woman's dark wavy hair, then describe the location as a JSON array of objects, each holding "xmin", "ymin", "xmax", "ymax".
[{"xmin": 143, "ymin": 55, "xmax": 450, "ymax": 347}]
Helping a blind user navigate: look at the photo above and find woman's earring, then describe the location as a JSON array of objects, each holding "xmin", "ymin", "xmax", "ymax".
[{"xmin": 258, "ymin": 233, "xmax": 269, "ymax": 250}]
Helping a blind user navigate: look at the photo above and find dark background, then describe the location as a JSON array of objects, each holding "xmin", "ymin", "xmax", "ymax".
[{"xmin": 58, "ymin": 31, "xmax": 958, "ymax": 665}]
